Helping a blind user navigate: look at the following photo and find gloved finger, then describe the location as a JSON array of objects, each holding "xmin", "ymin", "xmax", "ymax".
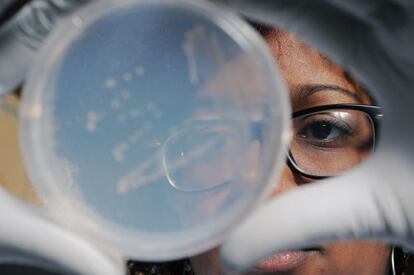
[
  {"xmin": 209, "ymin": 0, "xmax": 374, "ymax": 73},
  {"xmin": 0, "ymin": 0, "xmax": 90, "ymax": 97},
  {"xmin": 217, "ymin": 0, "xmax": 382, "ymax": 23},
  {"xmin": 209, "ymin": 0, "xmax": 414, "ymax": 105},
  {"xmin": 209, "ymin": 0, "xmax": 411, "ymax": 77},
  {"xmin": 0, "ymin": 0, "xmax": 29, "ymax": 25},
  {"xmin": 219, "ymin": 156, "xmax": 414, "ymax": 272},
  {"xmin": 0, "ymin": 189, "xmax": 125, "ymax": 275},
  {"xmin": 322, "ymin": 0, "xmax": 406, "ymax": 23}
]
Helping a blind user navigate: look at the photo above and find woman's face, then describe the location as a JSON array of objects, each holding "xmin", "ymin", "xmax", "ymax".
[{"xmin": 190, "ymin": 29, "xmax": 391, "ymax": 274}]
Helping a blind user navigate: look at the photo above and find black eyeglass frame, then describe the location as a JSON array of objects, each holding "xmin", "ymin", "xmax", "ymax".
[{"xmin": 287, "ymin": 104, "xmax": 383, "ymax": 180}]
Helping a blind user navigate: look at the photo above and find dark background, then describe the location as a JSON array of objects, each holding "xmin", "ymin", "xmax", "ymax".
[{"xmin": 0, "ymin": 265, "xmax": 60, "ymax": 275}]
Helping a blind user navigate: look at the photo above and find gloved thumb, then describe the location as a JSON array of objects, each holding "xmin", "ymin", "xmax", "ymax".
[
  {"xmin": 220, "ymin": 152, "xmax": 414, "ymax": 272},
  {"xmin": 0, "ymin": 188, "xmax": 125, "ymax": 275},
  {"xmin": 0, "ymin": 0, "xmax": 91, "ymax": 98}
]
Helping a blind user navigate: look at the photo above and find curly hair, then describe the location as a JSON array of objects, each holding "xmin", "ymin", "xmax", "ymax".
[
  {"xmin": 127, "ymin": 259, "xmax": 194, "ymax": 275},
  {"xmin": 393, "ymin": 247, "xmax": 414, "ymax": 275}
]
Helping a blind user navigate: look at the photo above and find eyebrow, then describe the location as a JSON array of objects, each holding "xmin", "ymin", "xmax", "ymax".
[{"xmin": 293, "ymin": 84, "xmax": 363, "ymax": 102}]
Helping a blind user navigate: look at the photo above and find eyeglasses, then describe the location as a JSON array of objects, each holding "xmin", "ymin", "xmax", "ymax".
[
  {"xmin": 288, "ymin": 104, "xmax": 382, "ymax": 179},
  {"xmin": 161, "ymin": 104, "xmax": 382, "ymax": 192},
  {"xmin": 162, "ymin": 118, "xmax": 246, "ymax": 192}
]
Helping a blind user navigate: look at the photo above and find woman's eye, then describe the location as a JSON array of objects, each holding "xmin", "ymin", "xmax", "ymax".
[{"xmin": 296, "ymin": 119, "xmax": 352, "ymax": 146}]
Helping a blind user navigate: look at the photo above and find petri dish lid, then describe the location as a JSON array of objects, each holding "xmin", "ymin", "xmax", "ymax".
[{"xmin": 20, "ymin": 0, "xmax": 291, "ymax": 260}]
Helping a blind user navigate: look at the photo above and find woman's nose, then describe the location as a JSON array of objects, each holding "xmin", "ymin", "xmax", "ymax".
[{"xmin": 271, "ymin": 163, "xmax": 309, "ymax": 197}]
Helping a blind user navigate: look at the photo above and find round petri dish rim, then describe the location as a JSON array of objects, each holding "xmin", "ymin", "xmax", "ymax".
[{"xmin": 19, "ymin": 0, "xmax": 292, "ymax": 261}]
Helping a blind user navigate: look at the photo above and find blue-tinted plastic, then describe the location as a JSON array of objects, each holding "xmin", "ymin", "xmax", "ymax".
[{"xmin": 21, "ymin": 0, "xmax": 289, "ymax": 260}]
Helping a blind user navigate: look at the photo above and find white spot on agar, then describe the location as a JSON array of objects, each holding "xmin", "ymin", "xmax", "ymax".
[
  {"xmin": 116, "ymin": 150, "xmax": 163, "ymax": 194},
  {"xmin": 117, "ymin": 183, "xmax": 129, "ymax": 194},
  {"xmin": 104, "ymin": 78, "xmax": 117, "ymax": 89},
  {"xmin": 112, "ymin": 143, "xmax": 130, "ymax": 163},
  {"xmin": 86, "ymin": 122, "xmax": 96, "ymax": 132},
  {"xmin": 86, "ymin": 111, "xmax": 103, "ymax": 132},
  {"xmin": 123, "ymin": 72, "xmax": 133, "ymax": 82},
  {"xmin": 121, "ymin": 90, "xmax": 130, "ymax": 100},
  {"xmin": 111, "ymin": 99, "xmax": 121, "ymax": 110},
  {"xmin": 135, "ymin": 67, "xmax": 146, "ymax": 76},
  {"xmin": 112, "ymin": 149, "xmax": 125, "ymax": 163}
]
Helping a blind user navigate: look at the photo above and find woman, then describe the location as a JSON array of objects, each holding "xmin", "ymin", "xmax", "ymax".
[
  {"xmin": 189, "ymin": 27, "xmax": 390, "ymax": 275},
  {"xmin": 0, "ymin": 23, "xmax": 409, "ymax": 275},
  {"xmin": 128, "ymin": 26, "xmax": 413, "ymax": 275}
]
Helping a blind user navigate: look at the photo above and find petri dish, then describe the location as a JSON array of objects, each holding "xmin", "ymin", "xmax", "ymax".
[{"xmin": 20, "ymin": 0, "xmax": 290, "ymax": 260}]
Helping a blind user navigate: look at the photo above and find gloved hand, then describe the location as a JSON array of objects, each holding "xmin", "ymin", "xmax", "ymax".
[
  {"xmin": 0, "ymin": 188, "xmax": 125, "ymax": 275},
  {"xmin": 209, "ymin": 0, "xmax": 414, "ymax": 272},
  {"xmin": 0, "ymin": 1, "xmax": 124, "ymax": 274},
  {"xmin": 0, "ymin": 0, "xmax": 90, "ymax": 98}
]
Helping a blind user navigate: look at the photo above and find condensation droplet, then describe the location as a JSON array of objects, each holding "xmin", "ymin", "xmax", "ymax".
[
  {"xmin": 86, "ymin": 111, "xmax": 103, "ymax": 132},
  {"xmin": 112, "ymin": 149, "xmax": 125, "ymax": 163},
  {"xmin": 104, "ymin": 78, "xmax": 117, "ymax": 89},
  {"xmin": 86, "ymin": 122, "xmax": 95, "ymax": 132},
  {"xmin": 135, "ymin": 66, "xmax": 146, "ymax": 76},
  {"xmin": 112, "ymin": 142, "xmax": 130, "ymax": 163},
  {"xmin": 123, "ymin": 72, "xmax": 133, "ymax": 82}
]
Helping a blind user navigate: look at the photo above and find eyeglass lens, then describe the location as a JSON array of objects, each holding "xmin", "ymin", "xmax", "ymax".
[
  {"xmin": 290, "ymin": 109, "xmax": 375, "ymax": 177},
  {"xmin": 163, "ymin": 121, "xmax": 245, "ymax": 192}
]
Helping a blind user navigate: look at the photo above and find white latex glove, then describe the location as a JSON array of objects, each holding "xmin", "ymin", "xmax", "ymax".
[
  {"xmin": 208, "ymin": 0, "xmax": 414, "ymax": 272},
  {"xmin": 0, "ymin": 188, "xmax": 125, "ymax": 275},
  {"xmin": 0, "ymin": 1, "xmax": 124, "ymax": 274},
  {"xmin": 0, "ymin": 0, "xmax": 90, "ymax": 97}
]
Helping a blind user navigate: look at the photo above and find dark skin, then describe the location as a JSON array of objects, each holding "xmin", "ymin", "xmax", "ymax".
[{"xmin": 190, "ymin": 30, "xmax": 391, "ymax": 275}]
